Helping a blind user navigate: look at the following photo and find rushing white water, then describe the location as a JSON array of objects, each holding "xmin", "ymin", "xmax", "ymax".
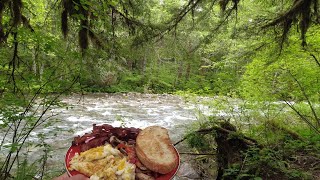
[{"xmin": 48, "ymin": 93, "xmax": 202, "ymax": 141}]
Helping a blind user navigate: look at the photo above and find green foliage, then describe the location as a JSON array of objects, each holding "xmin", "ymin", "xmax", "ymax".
[
  {"xmin": 106, "ymin": 74, "xmax": 145, "ymax": 93},
  {"xmin": 186, "ymin": 132, "xmax": 211, "ymax": 151},
  {"xmin": 182, "ymin": 96, "xmax": 320, "ymax": 179},
  {"xmin": 146, "ymin": 77, "xmax": 174, "ymax": 93},
  {"xmin": 240, "ymin": 28, "xmax": 320, "ymax": 101},
  {"xmin": 14, "ymin": 159, "xmax": 38, "ymax": 180},
  {"xmin": 223, "ymin": 146, "xmax": 313, "ymax": 180}
]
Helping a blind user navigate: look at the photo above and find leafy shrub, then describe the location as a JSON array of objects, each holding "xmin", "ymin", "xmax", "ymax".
[{"xmin": 240, "ymin": 40, "xmax": 320, "ymax": 102}]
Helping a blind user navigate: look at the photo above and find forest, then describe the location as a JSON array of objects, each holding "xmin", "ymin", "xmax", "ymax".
[{"xmin": 0, "ymin": 0, "xmax": 320, "ymax": 179}]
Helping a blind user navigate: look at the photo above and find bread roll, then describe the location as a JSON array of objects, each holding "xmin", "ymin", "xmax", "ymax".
[{"xmin": 135, "ymin": 126, "xmax": 178, "ymax": 174}]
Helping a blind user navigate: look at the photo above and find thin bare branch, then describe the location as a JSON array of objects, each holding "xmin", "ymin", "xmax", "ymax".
[
  {"xmin": 287, "ymin": 70, "xmax": 320, "ymax": 128},
  {"xmin": 310, "ymin": 53, "xmax": 320, "ymax": 67}
]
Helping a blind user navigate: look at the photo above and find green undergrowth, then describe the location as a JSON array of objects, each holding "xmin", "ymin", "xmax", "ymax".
[{"xmin": 184, "ymin": 117, "xmax": 320, "ymax": 179}]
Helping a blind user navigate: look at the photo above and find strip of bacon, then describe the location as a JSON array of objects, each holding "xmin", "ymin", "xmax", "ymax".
[{"xmin": 72, "ymin": 124, "xmax": 141, "ymax": 152}]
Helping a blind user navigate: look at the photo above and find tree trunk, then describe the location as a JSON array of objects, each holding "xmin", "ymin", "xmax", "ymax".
[
  {"xmin": 142, "ymin": 52, "xmax": 147, "ymax": 75},
  {"xmin": 214, "ymin": 122, "xmax": 258, "ymax": 179},
  {"xmin": 185, "ymin": 63, "xmax": 191, "ymax": 81},
  {"xmin": 174, "ymin": 61, "xmax": 183, "ymax": 87}
]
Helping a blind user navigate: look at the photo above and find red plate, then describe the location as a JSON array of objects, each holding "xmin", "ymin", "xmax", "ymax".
[{"xmin": 65, "ymin": 145, "xmax": 180, "ymax": 180}]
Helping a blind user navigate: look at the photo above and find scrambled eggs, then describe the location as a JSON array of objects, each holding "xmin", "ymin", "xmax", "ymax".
[{"xmin": 69, "ymin": 144, "xmax": 135, "ymax": 180}]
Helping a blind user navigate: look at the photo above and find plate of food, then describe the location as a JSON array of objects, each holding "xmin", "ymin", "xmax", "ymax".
[{"xmin": 65, "ymin": 124, "xmax": 180, "ymax": 180}]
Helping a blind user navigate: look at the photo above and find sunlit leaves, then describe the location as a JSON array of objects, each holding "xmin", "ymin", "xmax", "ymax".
[{"xmin": 240, "ymin": 28, "xmax": 320, "ymax": 101}]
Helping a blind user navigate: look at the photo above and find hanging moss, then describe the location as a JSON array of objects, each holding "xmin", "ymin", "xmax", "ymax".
[
  {"xmin": 60, "ymin": 0, "xmax": 145, "ymax": 52},
  {"xmin": 61, "ymin": 0, "xmax": 91, "ymax": 51},
  {"xmin": 61, "ymin": 10, "xmax": 68, "ymax": 38},
  {"xmin": 264, "ymin": 0, "xmax": 319, "ymax": 48},
  {"xmin": 219, "ymin": 0, "xmax": 239, "ymax": 13},
  {"xmin": 0, "ymin": 0, "xmax": 33, "ymax": 44},
  {"xmin": 12, "ymin": 0, "xmax": 22, "ymax": 26},
  {"xmin": 0, "ymin": 1, "xmax": 5, "ymax": 43},
  {"xmin": 88, "ymin": 29, "xmax": 102, "ymax": 48},
  {"xmin": 79, "ymin": 20, "xmax": 89, "ymax": 51},
  {"xmin": 21, "ymin": 15, "xmax": 34, "ymax": 32}
]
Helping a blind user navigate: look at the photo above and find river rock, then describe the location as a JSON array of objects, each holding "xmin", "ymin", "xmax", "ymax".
[{"xmin": 176, "ymin": 162, "xmax": 200, "ymax": 179}]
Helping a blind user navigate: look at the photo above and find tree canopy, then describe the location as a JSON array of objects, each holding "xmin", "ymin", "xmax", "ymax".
[{"xmin": 1, "ymin": 0, "xmax": 319, "ymax": 50}]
